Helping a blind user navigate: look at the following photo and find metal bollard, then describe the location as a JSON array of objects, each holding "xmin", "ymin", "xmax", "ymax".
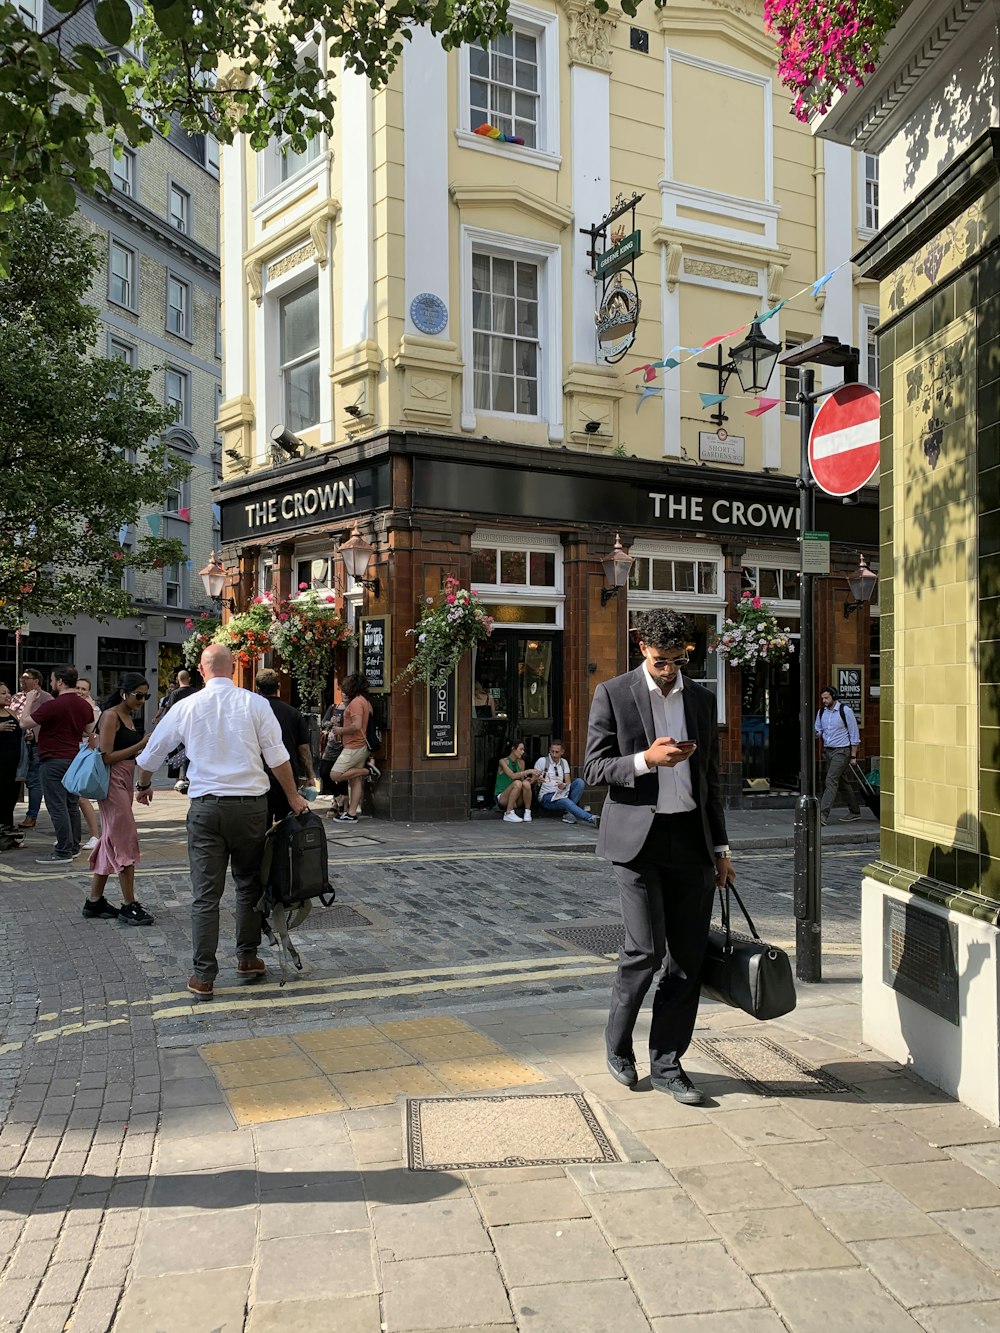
[{"xmin": 793, "ymin": 794, "xmax": 822, "ymax": 982}]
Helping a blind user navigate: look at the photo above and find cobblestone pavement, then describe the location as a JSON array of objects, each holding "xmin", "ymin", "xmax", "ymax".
[{"xmin": 17, "ymin": 798, "xmax": 1000, "ymax": 1333}]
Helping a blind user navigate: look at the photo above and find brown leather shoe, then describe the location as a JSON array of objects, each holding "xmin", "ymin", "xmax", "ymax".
[
  {"xmin": 187, "ymin": 976, "xmax": 213, "ymax": 1001},
  {"xmin": 17, "ymin": 817, "xmax": 36, "ymax": 830},
  {"xmin": 236, "ymin": 957, "xmax": 266, "ymax": 983}
]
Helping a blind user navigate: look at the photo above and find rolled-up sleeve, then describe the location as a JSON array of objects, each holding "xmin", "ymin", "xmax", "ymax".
[
  {"xmin": 255, "ymin": 701, "xmax": 290, "ymax": 769},
  {"xmin": 135, "ymin": 714, "xmax": 181, "ymax": 773}
]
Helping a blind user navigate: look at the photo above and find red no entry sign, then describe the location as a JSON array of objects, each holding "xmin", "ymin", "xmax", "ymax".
[{"xmin": 808, "ymin": 384, "xmax": 881, "ymax": 496}]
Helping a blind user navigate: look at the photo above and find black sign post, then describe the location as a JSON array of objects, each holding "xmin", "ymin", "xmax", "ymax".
[
  {"xmin": 359, "ymin": 615, "xmax": 391, "ymax": 694},
  {"xmin": 426, "ymin": 665, "xmax": 457, "ymax": 758}
]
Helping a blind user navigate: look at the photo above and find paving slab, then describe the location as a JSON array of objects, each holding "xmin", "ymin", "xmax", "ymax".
[
  {"xmin": 587, "ymin": 1186, "xmax": 715, "ymax": 1248},
  {"xmin": 380, "ymin": 1252, "xmax": 513, "ymax": 1331},
  {"xmin": 372, "ymin": 1198, "xmax": 491, "ymax": 1260},
  {"xmin": 758, "ymin": 1268, "xmax": 921, "ymax": 1332},
  {"xmin": 113, "ymin": 1266, "xmax": 251, "ymax": 1333},
  {"xmin": 911, "ymin": 1302, "xmax": 1000, "ymax": 1331},
  {"xmin": 255, "ymin": 1231, "xmax": 377, "ymax": 1302},
  {"xmin": 361, "ymin": 1164, "xmax": 468, "ymax": 1206},
  {"xmin": 617, "ymin": 1240, "xmax": 765, "ymax": 1318},
  {"xmin": 754, "ymin": 1141, "xmax": 877, "ymax": 1189},
  {"xmin": 566, "ymin": 1160, "xmax": 675, "ymax": 1194},
  {"xmin": 257, "ymin": 1187, "xmax": 370, "ymax": 1239},
  {"xmin": 710, "ymin": 1204, "xmax": 857, "ymax": 1273},
  {"xmin": 133, "ymin": 1207, "xmax": 257, "ymax": 1276},
  {"xmin": 154, "ymin": 1129, "xmax": 255, "ymax": 1174},
  {"xmin": 892, "ymin": 1105, "xmax": 1000, "ymax": 1147},
  {"xmin": 673, "ymin": 1161, "xmax": 798, "ymax": 1214},
  {"xmin": 147, "ymin": 1167, "xmax": 258, "ymax": 1214},
  {"xmin": 711, "ymin": 1106, "xmax": 826, "ymax": 1149},
  {"xmin": 509, "ymin": 1278, "xmax": 652, "ymax": 1333},
  {"xmin": 879, "ymin": 1160, "xmax": 1000, "ymax": 1212},
  {"xmin": 637, "ymin": 1124, "xmax": 751, "ymax": 1169},
  {"xmin": 825, "ymin": 1121, "xmax": 947, "ymax": 1166},
  {"xmin": 246, "ymin": 1295, "xmax": 383, "ymax": 1333},
  {"xmin": 490, "ymin": 1217, "xmax": 623, "ymax": 1286},
  {"xmin": 795, "ymin": 1182, "xmax": 941, "ymax": 1241},
  {"xmin": 930, "ymin": 1205, "xmax": 1000, "ymax": 1269},
  {"xmin": 851, "ymin": 1232, "xmax": 1000, "ymax": 1308},
  {"xmin": 950, "ymin": 1142, "xmax": 1000, "ymax": 1189},
  {"xmin": 472, "ymin": 1176, "xmax": 592, "ymax": 1225},
  {"xmin": 649, "ymin": 1314, "xmax": 787, "ymax": 1333}
]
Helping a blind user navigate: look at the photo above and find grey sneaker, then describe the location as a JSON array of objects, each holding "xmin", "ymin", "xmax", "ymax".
[
  {"xmin": 841, "ymin": 812, "xmax": 862, "ymax": 822},
  {"xmin": 36, "ymin": 852, "xmax": 74, "ymax": 864},
  {"xmin": 606, "ymin": 1051, "xmax": 639, "ymax": 1088},
  {"xmin": 561, "ymin": 813, "xmax": 577, "ymax": 824}
]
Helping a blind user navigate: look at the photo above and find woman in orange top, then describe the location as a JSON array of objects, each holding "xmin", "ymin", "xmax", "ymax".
[{"xmin": 329, "ymin": 674, "xmax": 373, "ymax": 823}]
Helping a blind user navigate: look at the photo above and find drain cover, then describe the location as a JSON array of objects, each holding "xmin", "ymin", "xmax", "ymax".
[
  {"xmin": 694, "ymin": 1035, "xmax": 855, "ymax": 1097},
  {"xmin": 300, "ymin": 903, "xmax": 373, "ymax": 930},
  {"xmin": 545, "ymin": 923, "xmax": 624, "ymax": 955}
]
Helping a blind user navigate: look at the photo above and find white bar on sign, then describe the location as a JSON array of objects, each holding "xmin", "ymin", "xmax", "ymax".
[{"xmin": 811, "ymin": 418, "xmax": 880, "ymax": 459}]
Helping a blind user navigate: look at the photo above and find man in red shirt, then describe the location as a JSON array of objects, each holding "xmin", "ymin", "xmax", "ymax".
[{"xmin": 21, "ymin": 665, "xmax": 96, "ymax": 863}]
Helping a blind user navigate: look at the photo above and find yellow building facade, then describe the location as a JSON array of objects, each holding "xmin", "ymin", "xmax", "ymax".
[{"xmin": 216, "ymin": 0, "xmax": 883, "ymax": 818}]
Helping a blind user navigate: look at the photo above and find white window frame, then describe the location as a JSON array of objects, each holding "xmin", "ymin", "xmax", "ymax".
[
  {"xmin": 862, "ymin": 304, "xmax": 880, "ymax": 389},
  {"xmin": 166, "ymin": 272, "xmax": 191, "ymax": 339},
  {"xmin": 108, "ymin": 239, "xmax": 136, "ymax": 310},
  {"xmin": 470, "ymin": 528, "xmax": 564, "ymax": 628},
  {"xmin": 258, "ymin": 244, "xmax": 332, "ymax": 462},
  {"xmin": 111, "ymin": 144, "xmax": 135, "ymax": 196},
  {"xmin": 460, "ymin": 225, "xmax": 562, "ymax": 441},
  {"xmin": 256, "ymin": 42, "xmax": 329, "ymax": 204},
  {"xmin": 740, "ymin": 550, "xmax": 802, "ymax": 621},
  {"xmin": 277, "ymin": 277, "xmax": 321, "ymax": 434},
  {"xmin": 168, "ymin": 181, "xmax": 191, "ymax": 234},
  {"xmin": 783, "ymin": 335, "xmax": 803, "ymax": 418},
  {"xmin": 626, "ymin": 539, "xmax": 726, "ymax": 720},
  {"xmin": 862, "ymin": 152, "xmax": 879, "ymax": 232},
  {"xmin": 164, "ymin": 562, "xmax": 184, "ymax": 608},
  {"xmin": 456, "ymin": 2, "xmax": 560, "ymax": 170},
  {"xmin": 108, "ymin": 334, "xmax": 135, "ymax": 367},
  {"xmin": 16, "ymin": 0, "xmax": 42, "ymax": 29},
  {"xmin": 164, "ymin": 365, "xmax": 189, "ymax": 427}
]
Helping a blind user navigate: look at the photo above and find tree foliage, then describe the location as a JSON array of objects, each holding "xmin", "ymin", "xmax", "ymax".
[
  {"xmin": 0, "ymin": 206, "xmax": 188, "ymax": 629},
  {"xmin": 0, "ymin": 0, "xmax": 650, "ymax": 268}
]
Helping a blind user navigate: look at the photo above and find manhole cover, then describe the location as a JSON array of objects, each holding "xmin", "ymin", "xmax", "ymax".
[
  {"xmin": 694, "ymin": 1035, "xmax": 855, "ymax": 1097},
  {"xmin": 545, "ymin": 923, "xmax": 624, "ymax": 956},
  {"xmin": 300, "ymin": 903, "xmax": 373, "ymax": 930},
  {"xmin": 407, "ymin": 1092, "xmax": 621, "ymax": 1171}
]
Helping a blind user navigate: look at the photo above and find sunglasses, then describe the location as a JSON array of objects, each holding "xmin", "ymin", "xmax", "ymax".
[{"xmin": 130, "ymin": 691, "xmax": 150, "ymax": 700}]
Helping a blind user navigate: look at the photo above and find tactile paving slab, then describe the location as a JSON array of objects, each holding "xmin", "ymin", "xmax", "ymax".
[
  {"xmin": 693, "ymin": 1035, "xmax": 856, "ymax": 1097},
  {"xmin": 407, "ymin": 1092, "xmax": 621, "ymax": 1171}
]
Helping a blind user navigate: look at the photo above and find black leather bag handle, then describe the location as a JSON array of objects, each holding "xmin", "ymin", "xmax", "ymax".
[{"xmin": 716, "ymin": 877, "xmax": 762, "ymax": 951}]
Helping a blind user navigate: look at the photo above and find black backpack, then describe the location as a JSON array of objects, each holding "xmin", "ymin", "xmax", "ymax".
[
  {"xmin": 365, "ymin": 711, "xmax": 382, "ymax": 755},
  {"xmin": 257, "ymin": 811, "xmax": 335, "ymax": 983}
]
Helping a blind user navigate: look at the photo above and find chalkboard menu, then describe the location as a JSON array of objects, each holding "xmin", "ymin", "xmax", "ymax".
[
  {"xmin": 426, "ymin": 665, "xmax": 457, "ymax": 757},
  {"xmin": 359, "ymin": 615, "xmax": 391, "ymax": 694}
]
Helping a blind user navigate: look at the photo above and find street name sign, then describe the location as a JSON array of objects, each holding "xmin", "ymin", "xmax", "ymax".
[{"xmin": 808, "ymin": 384, "xmax": 881, "ymax": 496}]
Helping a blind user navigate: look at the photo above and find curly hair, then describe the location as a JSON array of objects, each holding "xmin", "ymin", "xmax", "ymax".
[{"xmin": 634, "ymin": 608, "xmax": 694, "ymax": 651}]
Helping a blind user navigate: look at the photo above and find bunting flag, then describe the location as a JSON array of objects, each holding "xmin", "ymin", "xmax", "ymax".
[
  {"xmin": 628, "ymin": 363, "xmax": 659, "ymax": 383},
  {"xmin": 746, "ymin": 396, "xmax": 781, "ymax": 417},
  {"xmin": 635, "ymin": 385, "xmax": 663, "ymax": 412},
  {"xmin": 758, "ymin": 300, "xmax": 787, "ymax": 323},
  {"xmin": 699, "ymin": 392, "xmax": 728, "ymax": 409},
  {"xmin": 812, "ymin": 268, "xmax": 837, "ymax": 297},
  {"xmin": 117, "ymin": 523, "xmax": 129, "ymax": 547},
  {"xmin": 177, "ymin": 506, "xmax": 191, "ymax": 523},
  {"xmin": 185, "ymin": 559, "xmax": 193, "ymax": 569},
  {"xmin": 655, "ymin": 357, "xmax": 680, "ymax": 371},
  {"xmin": 147, "ymin": 514, "xmax": 161, "ymax": 537},
  {"xmin": 701, "ymin": 326, "xmax": 745, "ymax": 350}
]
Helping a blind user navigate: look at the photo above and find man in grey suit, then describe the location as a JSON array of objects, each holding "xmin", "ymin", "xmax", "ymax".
[{"xmin": 585, "ymin": 608, "xmax": 735, "ymax": 1104}]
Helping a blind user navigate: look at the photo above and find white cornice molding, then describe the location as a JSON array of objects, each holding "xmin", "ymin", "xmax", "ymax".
[
  {"xmin": 814, "ymin": 0, "xmax": 988, "ymax": 150},
  {"xmin": 449, "ymin": 183, "xmax": 574, "ymax": 230}
]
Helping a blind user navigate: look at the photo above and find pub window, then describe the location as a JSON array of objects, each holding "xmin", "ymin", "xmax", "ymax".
[
  {"xmin": 296, "ymin": 556, "xmax": 335, "ymax": 591},
  {"xmin": 630, "ymin": 557, "xmax": 717, "ymax": 596},
  {"xmin": 471, "ymin": 545, "xmax": 557, "ymax": 588},
  {"xmin": 472, "ymin": 252, "xmax": 539, "ymax": 417},
  {"xmin": 279, "ymin": 280, "xmax": 320, "ymax": 433},
  {"xmin": 742, "ymin": 563, "xmax": 800, "ymax": 602}
]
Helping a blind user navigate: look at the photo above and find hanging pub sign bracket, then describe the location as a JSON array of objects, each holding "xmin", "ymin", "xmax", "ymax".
[{"xmin": 583, "ymin": 192, "xmax": 644, "ymax": 365}]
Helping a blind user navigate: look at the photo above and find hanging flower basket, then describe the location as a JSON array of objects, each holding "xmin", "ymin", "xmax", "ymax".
[
  {"xmin": 268, "ymin": 585, "xmax": 355, "ymax": 711},
  {"xmin": 711, "ymin": 592, "xmax": 793, "ymax": 669},
  {"xmin": 395, "ymin": 576, "xmax": 494, "ymax": 690},
  {"xmin": 180, "ymin": 611, "xmax": 221, "ymax": 669},
  {"xmin": 211, "ymin": 601, "xmax": 274, "ymax": 670},
  {"xmin": 765, "ymin": 0, "xmax": 897, "ymax": 122}
]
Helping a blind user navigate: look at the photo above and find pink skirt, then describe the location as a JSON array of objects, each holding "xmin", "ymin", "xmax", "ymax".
[{"xmin": 89, "ymin": 760, "xmax": 141, "ymax": 876}]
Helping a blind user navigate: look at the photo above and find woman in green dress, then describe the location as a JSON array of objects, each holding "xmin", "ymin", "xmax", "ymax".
[{"xmin": 494, "ymin": 740, "xmax": 539, "ymax": 823}]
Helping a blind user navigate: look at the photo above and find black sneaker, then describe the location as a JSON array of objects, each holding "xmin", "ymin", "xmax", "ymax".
[
  {"xmin": 83, "ymin": 897, "xmax": 119, "ymax": 920},
  {"xmin": 365, "ymin": 761, "xmax": 381, "ymax": 781},
  {"xmin": 118, "ymin": 901, "xmax": 154, "ymax": 927},
  {"xmin": 651, "ymin": 1071, "xmax": 706, "ymax": 1105},
  {"xmin": 338, "ymin": 813, "xmax": 358, "ymax": 823}
]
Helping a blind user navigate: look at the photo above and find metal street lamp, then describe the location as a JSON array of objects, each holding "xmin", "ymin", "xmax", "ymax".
[
  {"xmin": 844, "ymin": 554, "xmax": 878, "ymax": 618},
  {"xmin": 337, "ymin": 522, "xmax": 381, "ymax": 598},
  {"xmin": 601, "ymin": 533, "xmax": 635, "ymax": 606},
  {"xmin": 198, "ymin": 551, "xmax": 226, "ymax": 601},
  {"xmin": 697, "ymin": 317, "xmax": 783, "ymax": 425}
]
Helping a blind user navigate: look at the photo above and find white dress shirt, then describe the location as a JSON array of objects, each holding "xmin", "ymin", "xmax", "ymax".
[
  {"xmin": 135, "ymin": 677, "xmax": 289, "ymax": 798},
  {"xmin": 534, "ymin": 754, "xmax": 570, "ymax": 798},
  {"xmin": 632, "ymin": 664, "xmax": 696, "ymax": 814}
]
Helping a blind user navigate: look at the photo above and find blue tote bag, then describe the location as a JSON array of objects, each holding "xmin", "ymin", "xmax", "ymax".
[{"xmin": 61, "ymin": 745, "xmax": 110, "ymax": 801}]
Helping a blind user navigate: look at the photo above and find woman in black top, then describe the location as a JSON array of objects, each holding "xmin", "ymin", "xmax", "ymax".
[{"xmin": 0, "ymin": 682, "xmax": 25, "ymax": 851}]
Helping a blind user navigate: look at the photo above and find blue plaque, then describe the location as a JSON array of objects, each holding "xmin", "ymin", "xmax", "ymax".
[{"xmin": 410, "ymin": 292, "xmax": 448, "ymax": 336}]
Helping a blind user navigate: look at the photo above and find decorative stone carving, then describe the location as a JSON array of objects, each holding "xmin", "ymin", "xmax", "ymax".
[
  {"xmin": 567, "ymin": 4, "xmax": 615, "ymax": 70},
  {"xmin": 704, "ymin": 0, "xmax": 763, "ymax": 17},
  {"xmin": 767, "ymin": 262, "xmax": 785, "ymax": 307},
  {"xmin": 267, "ymin": 243, "xmax": 314, "ymax": 284},
  {"xmin": 685, "ymin": 258, "xmax": 758, "ymax": 288},
  {"xmin": 665, "ymin": 242, "xmax": 684, "ymax": 292}
]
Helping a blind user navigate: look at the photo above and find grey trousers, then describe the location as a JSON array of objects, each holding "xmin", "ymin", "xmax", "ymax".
[
  {"xmin": 820, "ymin": 748, "xmax": 860, "ymax": 816},
  {"xmin": 40, "ymin": 755, "xmax": 81, "ymax": 857},
  {"xmin": 187, "ymin": 795, "xmax": 269, "ymax": 982}
]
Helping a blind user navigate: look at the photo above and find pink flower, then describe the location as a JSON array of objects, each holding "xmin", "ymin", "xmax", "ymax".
[
  {"xmin": 742, "ymin": 590, "xmax": 752, "ymax": 599},
  {"xmin": 253, "ymin": 595, "xmax": 262, "ymax": 604},
  {"xmin": 184, "ymin": 618, "xmax": 194, "ymax": 629},
  {"xmin": 279, "ymin": 614, "xmax": 289, "ymax": 621},
  {"xmin": 752, "ymin": 596, "xmax": 762, "ymax": 610},
  {"xmin": 299, "ymin": 582, "xmax": 308, "ymax": 591},
  {"xmin": 446, "ymin": 594, "xmax": 456, "ymax": 604},
  {"xmin": 325, "ymin": 594, "xmax": 335, "ymax": 604}
]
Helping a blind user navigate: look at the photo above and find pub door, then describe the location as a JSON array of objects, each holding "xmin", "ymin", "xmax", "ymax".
[
  {"xmin": 471, "ymin": 631, "xmax": 562, "ymax": 808},
  {"xmin": 741, "ymin": 659, "xmax": 799, "ymax": 792}
]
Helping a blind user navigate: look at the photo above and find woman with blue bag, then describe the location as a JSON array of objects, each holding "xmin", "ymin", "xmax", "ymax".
[{"xmin": 83, "ymin": 673, "xmax": 155, "ymax": 926}]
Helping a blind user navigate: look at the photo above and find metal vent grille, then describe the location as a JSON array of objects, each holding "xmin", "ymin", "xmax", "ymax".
[
  {"xmin": 882, "ymin": 896, "xmax": 959, "ymax": 1025},
  {"xmin": 545, "ymin": 923, "xmax": 624, "ymax": 956}
]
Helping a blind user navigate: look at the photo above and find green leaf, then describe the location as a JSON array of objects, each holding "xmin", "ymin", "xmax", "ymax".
[
  {"xmin": 152, "ymin": 2, "xmax": 194, "ymax": 39},
  {"xmin": 94, "ymin": 0, "xmax": 134, "ymax": 48}
]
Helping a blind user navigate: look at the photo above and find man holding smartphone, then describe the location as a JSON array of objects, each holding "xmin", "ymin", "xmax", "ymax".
[{"xmin": 585, "ymin": 608, "xmax": 733, "ymax": 1105}]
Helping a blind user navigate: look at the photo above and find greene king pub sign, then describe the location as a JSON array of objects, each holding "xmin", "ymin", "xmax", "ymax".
[{"xmin": 583, "ymin": 192, "xmax": 645, "ymax": 366}]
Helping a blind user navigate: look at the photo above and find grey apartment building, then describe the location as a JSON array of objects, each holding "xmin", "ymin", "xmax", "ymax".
[{"xmin": 0, "ymin": 0, "xmax": 222, "ymax": 704}]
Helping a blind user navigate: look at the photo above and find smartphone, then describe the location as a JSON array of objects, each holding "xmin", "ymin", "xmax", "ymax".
[{"xmin": 674, "ymin": 740, "xmax": 697, "ymax": 751}]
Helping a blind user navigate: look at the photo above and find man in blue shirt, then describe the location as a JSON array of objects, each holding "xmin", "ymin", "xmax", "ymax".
[{"xmin": 814, "ymin": 686, "xmax": 862, "ymax": 825}]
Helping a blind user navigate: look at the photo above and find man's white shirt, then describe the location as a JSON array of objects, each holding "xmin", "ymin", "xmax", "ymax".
[
  {"xmin": 135, "ymin": 677, "xmax": 289, "ymax": 797},
  {"xmin": 534, "ymin": 754, "xmax": 570, "ymax": 798},
  {"xmin": 631, "ymin": 665, "xmax": 696, "ymax": 814}
]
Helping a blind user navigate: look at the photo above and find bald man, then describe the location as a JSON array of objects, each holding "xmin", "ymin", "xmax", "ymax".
[{"xmin": 135, "ymin": 645, "xmax": 309, "ymax": 1000}]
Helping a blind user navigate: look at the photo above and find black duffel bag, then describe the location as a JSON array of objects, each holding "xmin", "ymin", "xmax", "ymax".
[{"xmin": 701, "ymin": 879, "xmax": 796, "ymax": 1021}]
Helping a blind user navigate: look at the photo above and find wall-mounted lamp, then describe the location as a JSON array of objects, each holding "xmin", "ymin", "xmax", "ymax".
[
  {"xmin": 270, "ymin": 424, "xmax": 304, "ymax": 457},
  {"xmin": 601, "ymin": 533, "xmax": 634, "ymax": 607},
  {"xmin": 198, "ymin": 550, "xmax": 236, "ymax": 611},
  {"xmin": 338, "ymin": 522, "xmax": 381, "ymax": 599},
  {"xmin": 697, "ymin": 316, "xmax": 783, "ymax": 426},
  {"xmin": 843, "ymin": 553, "xmax": 878, "ymax": 619}
]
